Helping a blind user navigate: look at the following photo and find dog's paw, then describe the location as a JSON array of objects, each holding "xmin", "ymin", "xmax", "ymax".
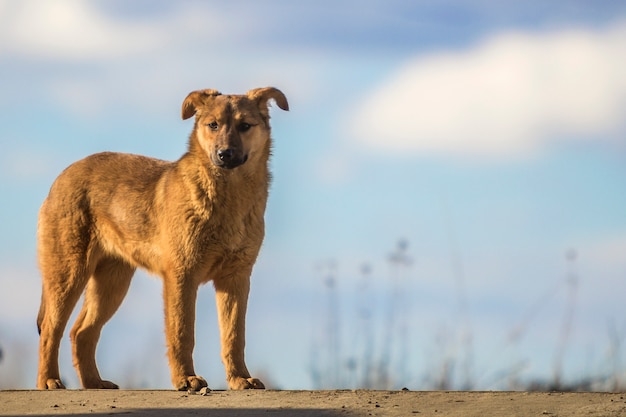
[
  {"xmin": 228, "ymin": 376, "xmax": 265, "ymax": 390},
  {"xmin": 85, "ymin": 380, "xmax": 119, "ymax": 389},
  {"xmin": 44, "ymin": 379, "xmax": 66, "ymax": 389},
  {"xmin": 80, "ymin": 376, "xmax": 119, "ymax": 389},
  {"xmin": 100, "ymin": 380, "xmax": 120, "ymax": 389},
  {"xmin": 175, "ymin": 375, "xmax": 208, "ymax": 391}
]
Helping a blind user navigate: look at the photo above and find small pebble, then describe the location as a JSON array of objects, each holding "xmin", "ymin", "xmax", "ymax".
[{"xmin": 199, "ymin": 387, "xmax": 211, "ymax": 396}]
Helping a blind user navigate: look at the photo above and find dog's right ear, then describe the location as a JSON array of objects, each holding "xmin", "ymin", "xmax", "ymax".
[{"xmin": 182, "ymin": 89, "xmax": 221, "ymax": 120}]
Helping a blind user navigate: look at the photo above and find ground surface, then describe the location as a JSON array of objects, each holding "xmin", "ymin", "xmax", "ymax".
[{"xmin": 1, "ymin": 390, "xmax": 625, "ymax": 417}]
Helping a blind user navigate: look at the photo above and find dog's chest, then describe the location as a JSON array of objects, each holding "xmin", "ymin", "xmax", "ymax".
[
  {"xmin": 180, "ymin": 203, "xmax": 264, "ymax": 282},
  {"xmin": 169, "ymin": 166, "xmax": 269, "ymax": 278},
  {"xmin": 187, "ymin": 195, "xmax": 265, "ymax": 253}
]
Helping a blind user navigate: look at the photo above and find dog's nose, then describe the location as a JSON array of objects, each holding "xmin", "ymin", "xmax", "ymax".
[{"xmin": 217, "ymin": 149, "xmax": 233, "ymax": 162}]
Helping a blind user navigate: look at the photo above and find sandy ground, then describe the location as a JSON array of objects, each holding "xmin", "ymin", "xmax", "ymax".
[{"xmin": 1, "ymin": 390, "xmax": 626, "ymax": 417}]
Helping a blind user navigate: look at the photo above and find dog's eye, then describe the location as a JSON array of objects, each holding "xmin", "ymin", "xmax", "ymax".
[
  {"xmin": 238, "ymin": 122, "xmax": 252, "ymax": 133},
  {"xmin": 207, "ymin": 122, "xmax": 219, "ymax": 131}
]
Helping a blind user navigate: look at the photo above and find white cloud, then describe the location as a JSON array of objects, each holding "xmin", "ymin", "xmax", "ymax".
[
  {"xmin": 349, "ymin": 21, "xmax": 626, "ymax": 158},
  {"xmin": 0, "ymin": 1, "xmax": 161, "ymax": 59},
  {"xmin": 0, "ymin": 1, "xmax": 246, "ymax": 60},
  {"xmin": 0, "ymin": 1, "xmax": 323, "ymax": 119}
]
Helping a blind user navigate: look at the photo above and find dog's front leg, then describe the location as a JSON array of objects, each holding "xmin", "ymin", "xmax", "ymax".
[
  {"xmin": 214, "ymin": 273, "xmax": 265, "ymax": 390},
  {"xmin": 163, "ymin": 277, "xmax": 208, "ymax": 391}
]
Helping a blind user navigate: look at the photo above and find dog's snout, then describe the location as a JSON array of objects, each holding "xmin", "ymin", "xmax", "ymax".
[
  {"xmin": 213, "ymin": 148, "xmax": 247, "ymax": 169},
  {"xmin": 217, "ymin": 149, "xmax": 234, "ymax": 162}
]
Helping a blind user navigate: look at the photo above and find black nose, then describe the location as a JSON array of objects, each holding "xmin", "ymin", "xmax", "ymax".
[{"xmin": 217, "ymin": 149, "xmax": 233, "ymax": 162}]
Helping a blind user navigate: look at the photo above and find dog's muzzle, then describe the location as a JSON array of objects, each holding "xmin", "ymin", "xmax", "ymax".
[{"xmin": 212, "ymin": 148, "xmax": 248, "ymax": 169}]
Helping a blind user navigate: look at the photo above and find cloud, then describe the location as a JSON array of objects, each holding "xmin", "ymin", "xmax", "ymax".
[
  {"xmin": 0, "ymin": 1, "xmax": 243, "ymax": 61},
  {"xmin": 349, "ymin": 21, "xmax": 626, "ymax": 158},
  {"xmin": 0, "ymin": 1, "xmax": 326, "ymax": 119},
  {"xmin": 0, "ymin": 1, "xmax": 161, "ymax": 59}
]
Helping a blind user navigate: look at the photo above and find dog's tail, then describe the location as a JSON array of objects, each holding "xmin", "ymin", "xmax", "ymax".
[{"xmin": 36, "ymin": 293, "xmax": 45, "ymax": 335}]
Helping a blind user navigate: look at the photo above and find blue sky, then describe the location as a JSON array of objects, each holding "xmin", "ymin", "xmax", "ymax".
[{"xmin": 1, "ymin": 0, "xmax": 625, "ymax": 390}]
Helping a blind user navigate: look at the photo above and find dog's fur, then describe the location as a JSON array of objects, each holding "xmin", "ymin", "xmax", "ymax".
[{"xmin": 36, "ymin": 87, "xmax": 288, "ymax": 390}]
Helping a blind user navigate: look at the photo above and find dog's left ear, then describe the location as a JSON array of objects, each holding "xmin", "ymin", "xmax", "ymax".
[
  {"xmin": 247, "ymin": 87, "xmax": 289, "ymax": 112},
  {"xmin": 182, "ymin": 89, "xmax": 222, "ymax": 120}
]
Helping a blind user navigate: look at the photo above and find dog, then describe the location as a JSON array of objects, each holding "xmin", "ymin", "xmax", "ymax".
[{"xmin": 36, "ymin": 87, "xmax": 289, "ymax": 390}]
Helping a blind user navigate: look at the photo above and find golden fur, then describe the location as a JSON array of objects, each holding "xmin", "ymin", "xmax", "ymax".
[{"xmin": 36, "ymin": 87, "xmax": 288, "ymax": 390}]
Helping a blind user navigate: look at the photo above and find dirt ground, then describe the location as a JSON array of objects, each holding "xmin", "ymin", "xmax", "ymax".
[{"xmin": 1, "ymin": 390, "xmax": 626, "ymax": 417}]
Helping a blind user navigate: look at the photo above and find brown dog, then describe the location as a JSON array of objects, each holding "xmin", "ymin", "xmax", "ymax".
[{"xmin": 36, "ymin": 87, "xmax": 288, "ymax": 390}]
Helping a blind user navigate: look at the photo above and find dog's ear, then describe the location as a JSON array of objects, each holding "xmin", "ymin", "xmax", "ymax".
[
  {"xmin": 246, "ymin": 87, "xmax": 289, "ymax": 112},
  {"xmin": 182, "ymin": 89, "xmax": 222, "ymax": 120}
]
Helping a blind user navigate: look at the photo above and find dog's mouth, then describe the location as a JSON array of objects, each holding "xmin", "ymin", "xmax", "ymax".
[{"xmin": 211, "ymin": 150, "xmax": 248, "ymax": 169}]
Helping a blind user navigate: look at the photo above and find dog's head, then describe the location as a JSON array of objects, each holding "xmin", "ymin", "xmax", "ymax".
[{"xmin": 182, "ymin": 87, "xmax": 289, "ymax": 169}]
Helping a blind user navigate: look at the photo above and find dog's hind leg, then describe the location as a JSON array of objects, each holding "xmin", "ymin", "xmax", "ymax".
[
  {"xmin": 70, "ymin": 258, "xmax": 135, "ymax": 389},
  {"xmin": 37, "ymin": 264, "xmax": 89, "ymax": 389}
]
